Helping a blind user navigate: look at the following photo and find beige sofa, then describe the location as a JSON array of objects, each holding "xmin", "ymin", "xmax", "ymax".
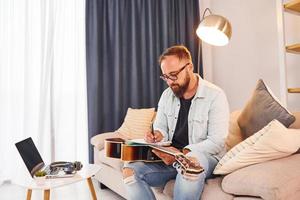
[{"xmin": 90, "ymin": 111, "xmax": 300, "ymax": 200}]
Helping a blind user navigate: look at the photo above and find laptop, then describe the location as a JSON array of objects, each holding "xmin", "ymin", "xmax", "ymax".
[{"xmin": 15, "ymin": 137, "xmax": 74, "ymax": 178}]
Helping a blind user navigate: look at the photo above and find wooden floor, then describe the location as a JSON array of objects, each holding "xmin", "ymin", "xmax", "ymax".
[{"xmin": 0, "ymin": 178, "xmax": 125, "ymax": 200}]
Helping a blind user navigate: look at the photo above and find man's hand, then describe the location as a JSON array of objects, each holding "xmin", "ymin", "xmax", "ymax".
[
  {"xmin": 182, "ymin": 148, "xmax": 191, "ymax": 155},
  {"xmin": 177, "ymin": 156, "xmax": 203, "ymax": 180},
  {"xmin": 152, "ymin": 146, "xmax": 181, "ymax": 165},
  {"xmin": 145, "ymin": 130, "xmax": 163, "ymax": 143}
]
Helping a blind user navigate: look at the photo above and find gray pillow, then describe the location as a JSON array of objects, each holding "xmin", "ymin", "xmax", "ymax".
[{"xmin": 237, "ymin": 79, "xmax": 295, "ymax": 139}]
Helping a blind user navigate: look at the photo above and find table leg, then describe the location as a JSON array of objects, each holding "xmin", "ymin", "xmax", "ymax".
[
  {"xmin": 44, "ymin": 189, "xmax": 50, "ymax": 200},
  {"xmin": 26, "ymin": 189, "xmax": 32, "ymax": 200},
  {"xmin": 87, "ymin": 177, "xmax": 97, "ymax": 200}
]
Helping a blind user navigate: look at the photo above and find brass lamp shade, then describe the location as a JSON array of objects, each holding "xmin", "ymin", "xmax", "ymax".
[{"xmin": 196, "ymin": 14, "xmax": 232, "ymax": 46}]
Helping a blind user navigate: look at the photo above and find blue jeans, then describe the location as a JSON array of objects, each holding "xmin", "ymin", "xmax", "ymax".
[{"xmin": 123, "ymin": 153, "xmax": 218, "ymax": 200}]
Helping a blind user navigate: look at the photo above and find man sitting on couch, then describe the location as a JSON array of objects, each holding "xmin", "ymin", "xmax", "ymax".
[{"xmin": 122, "ymin": 45, "xmax": 230, "ymax": 200}]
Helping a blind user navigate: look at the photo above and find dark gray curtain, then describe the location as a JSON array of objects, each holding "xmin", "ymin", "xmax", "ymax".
[{"xmin": 86, "ymin": 0, "xmax": 201, "ymax": 162}]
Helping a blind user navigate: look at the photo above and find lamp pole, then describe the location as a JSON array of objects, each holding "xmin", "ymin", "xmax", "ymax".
[
  {"xmin": 197, "ymin": 39, "xmax": 203, "ymax": 77},
  {"xmin": 197, "ymin": 8, "xmax": 211, "ymax": 77}
]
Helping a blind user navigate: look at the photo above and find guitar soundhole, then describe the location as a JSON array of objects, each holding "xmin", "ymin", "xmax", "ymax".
[
  {"xmin": 146, "ymin": 147, "xmax": 160, "ymax": 161},
  {"xmin": 129, "ymin": 146, "xmax": 160, "ymax": 161}
]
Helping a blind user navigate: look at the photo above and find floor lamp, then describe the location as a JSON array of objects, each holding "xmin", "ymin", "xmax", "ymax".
[{"xmin": 196, "ymin": 8, "xmax": 232, "ymax": 75}]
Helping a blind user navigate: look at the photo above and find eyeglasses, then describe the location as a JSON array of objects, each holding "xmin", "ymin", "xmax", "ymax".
[{"xmin": 160, "ymin": 63, "xmax": 190, "ymax": 82}]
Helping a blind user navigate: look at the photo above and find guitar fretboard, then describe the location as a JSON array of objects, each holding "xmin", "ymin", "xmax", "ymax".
[{"xmin": 149, "ymin": 145, "xmax": 183, "ymax": 157}]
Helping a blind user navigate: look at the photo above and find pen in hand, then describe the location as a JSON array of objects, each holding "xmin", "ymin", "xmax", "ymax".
[{"xmin": 151, "ymin": 123, "xmax": 156, "ymax": 143}]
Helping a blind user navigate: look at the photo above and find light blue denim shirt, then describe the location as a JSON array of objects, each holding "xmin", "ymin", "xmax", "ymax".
[{"xmin": 153, "ymin": 75, "xmax": 229, "ymax": 160}]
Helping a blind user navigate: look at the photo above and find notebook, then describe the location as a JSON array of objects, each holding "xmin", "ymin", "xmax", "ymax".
[
  {"xmin": 126, "ymin": 138, "xmax": 171, "ymax": 146},
  {"xmin": 15, "ymin": 137, "xmax": 74, "ymax": 178}
]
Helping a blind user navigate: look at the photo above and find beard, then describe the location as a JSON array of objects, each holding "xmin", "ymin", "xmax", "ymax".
[{"xmin": 170, "ymin": 72, "xmax": 190, "ymax": 98}]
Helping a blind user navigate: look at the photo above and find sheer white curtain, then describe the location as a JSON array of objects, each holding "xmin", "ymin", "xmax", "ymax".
[{"xmin": 0, "ymin": 0, "xmax": 88, "ymax": 183}]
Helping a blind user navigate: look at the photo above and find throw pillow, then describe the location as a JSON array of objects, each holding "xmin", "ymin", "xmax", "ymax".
[
  {"xmin": 117, "ymin": 108, "xmax": 155, "ymax": 139},
  {"xmin": 225, "ymin": 110, "xmax": 243, "ymax": 151},
  {"xmin": 237, "ymin": 79, "xmax": 295, "ymax": 139},
  {"xmin": 222, "ymin": 154, "xmax": 300, "ymax": 200},
  {"xmin": 214, "ymin": 119, "xmax": 300, "ymax": 175},
  {"xmin": 289, "ymin": 112, "xmax": 300, "ymax": 129}
]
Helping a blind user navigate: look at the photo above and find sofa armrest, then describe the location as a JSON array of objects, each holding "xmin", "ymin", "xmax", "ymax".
[{"xmin": 91, "ymin": 132, "xmax": 121, "ymax": 150}]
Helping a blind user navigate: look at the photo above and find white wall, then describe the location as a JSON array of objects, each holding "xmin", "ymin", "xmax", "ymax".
[{"xmin": 201, "ymin": 0, "xmax": 300, "ymax": 111}]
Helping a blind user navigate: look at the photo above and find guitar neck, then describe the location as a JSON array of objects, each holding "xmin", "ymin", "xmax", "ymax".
[
  {"xmin": 150, "ymin": 145, "xmax": 204, "ymax": 175},
  {"xmin": 149, "ymin": 145, "xmax": 183, "ymax": 157}
]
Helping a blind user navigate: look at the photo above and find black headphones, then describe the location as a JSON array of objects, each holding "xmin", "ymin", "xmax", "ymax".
[{"xmin": 50, "ymin": 161, "xmax": 83, "ymax": 174}]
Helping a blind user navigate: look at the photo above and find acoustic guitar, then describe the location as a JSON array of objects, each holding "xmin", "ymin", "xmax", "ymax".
[{"xmin": 105, "ymin": 138, "xmax": 204, "ymax": 176}]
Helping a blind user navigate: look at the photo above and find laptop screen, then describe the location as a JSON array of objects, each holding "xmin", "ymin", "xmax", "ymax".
[{"xmin": 15, "ymin": 137, "xmax": 44, "ymax": 177}]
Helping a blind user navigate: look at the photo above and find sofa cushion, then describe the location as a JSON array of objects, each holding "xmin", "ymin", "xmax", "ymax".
[
  {"xmin": 237, "ymin": 79, "xmax": 295, "ymax": 139},
  {"xmin": 201, "ymin": 177, "xmax": 234, "ymax": 200},
  {"xmin": 98, "ymin": 149, "xmax": 124, "ymax": 171},
  {"xmin": 222, "ymin": 154, "xmax": 300, "ymax": 200},
  {"xmin": 117, "ymin": 108, "xmax": 155, "ymax": 139},
  {"xmin": 214, "ymin": 120, "xmax": 300, "ymax": 175},
  {"xmin": 162, "ymin": 177, "xmax": 234, "ymax": 200},
  {"xmin": 226, "ymin": 111, "xmax": 243, "ymax": 150}
]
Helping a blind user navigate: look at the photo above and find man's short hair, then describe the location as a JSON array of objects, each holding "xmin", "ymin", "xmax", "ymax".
[{"xmin": 159, "ymin": 45, "xmax": 192, "ymax": 65}]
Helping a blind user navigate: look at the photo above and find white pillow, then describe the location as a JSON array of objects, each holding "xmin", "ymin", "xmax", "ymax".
[
  {"xmin": 117, "ymin": 108, "xmax": 155, "ymax": 139},
  {"xmin": 214, "ymin": 120, "xmax": 300, "ymax": 175}
]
